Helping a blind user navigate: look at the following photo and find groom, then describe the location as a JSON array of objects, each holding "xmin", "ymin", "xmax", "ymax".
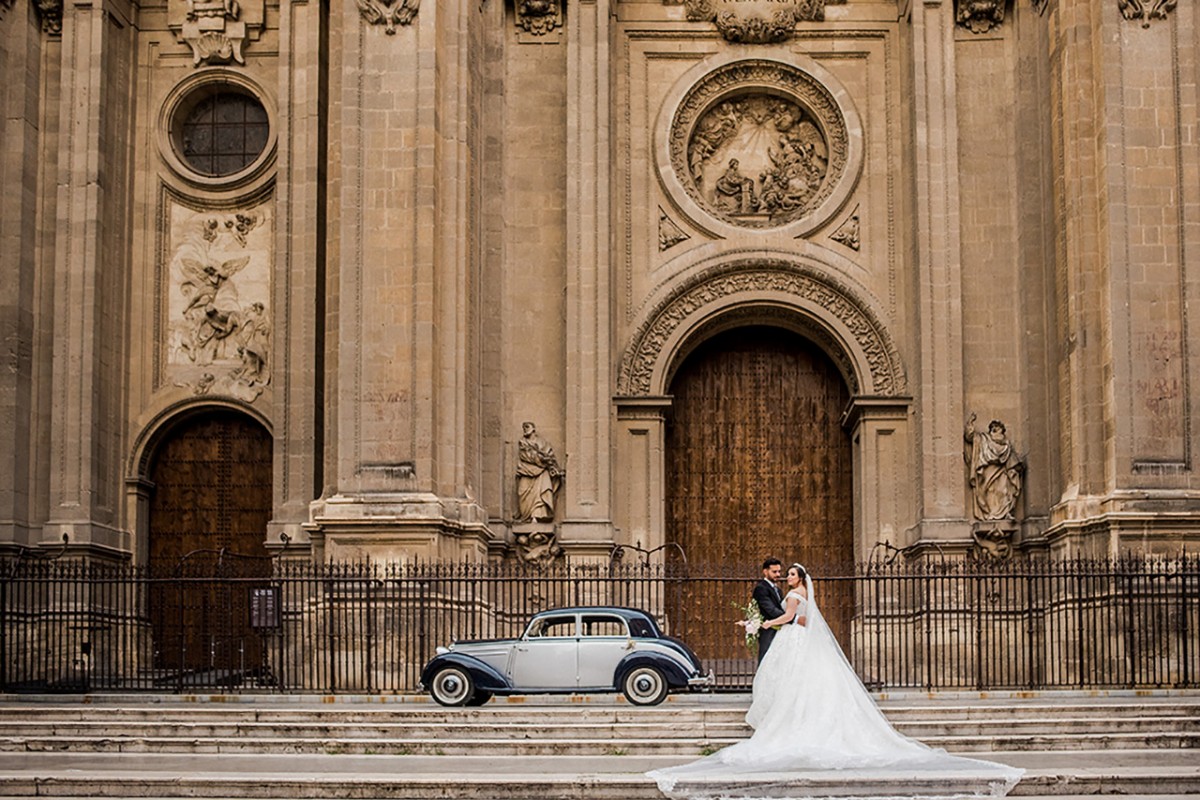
[{"xmin": 752, "ymin": 557, "xmax": 785, "ymax": 665}]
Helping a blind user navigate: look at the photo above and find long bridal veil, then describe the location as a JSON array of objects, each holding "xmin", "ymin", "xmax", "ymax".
[{"xmin": 647, "ymin": 574, "xmax": 1023, "ymax": 800}]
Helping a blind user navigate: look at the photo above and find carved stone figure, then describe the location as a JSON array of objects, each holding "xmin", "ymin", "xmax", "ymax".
[
  {"xmin": 1119, "ymin": 0, "xmax": 1177, "ymax": 28},
  {"xmin": 955, "ymin": 0, "xmax": 1006, "ymax": 34},
  {"xmin": 964, "ymin": 414, "xmax": 1025, "ymax": 521},
  {"xmin": 715, "ymin": 159, "xmax": 759, "ymax": 214},
  {"xmin": 357, "ymin": 0, "xmax": 420, "ymax": 34},
  {"xmin": 516, "ymin": 422, "xmax": 564, "ymax": 523}
]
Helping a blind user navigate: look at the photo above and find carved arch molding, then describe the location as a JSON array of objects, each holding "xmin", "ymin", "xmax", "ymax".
[{"xmin": 617, "ymin": 259, "xmax": 907, "ymax": 398}]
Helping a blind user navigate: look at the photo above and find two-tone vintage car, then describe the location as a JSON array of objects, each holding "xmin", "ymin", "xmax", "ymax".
[{"xmin": 419, "ymin": 606, "xmax": 713, "ymax": 706}]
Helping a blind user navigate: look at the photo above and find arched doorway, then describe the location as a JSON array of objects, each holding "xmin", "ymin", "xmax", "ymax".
[
  {"xmin": 665, "ymin": 325, "xmax": 853, "ymax": 666},
  {"xmin": 146, "ymin": 409, "xmax": 273, "ymax": 682}
]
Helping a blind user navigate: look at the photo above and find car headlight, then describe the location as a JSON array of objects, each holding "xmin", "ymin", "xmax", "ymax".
[{"xmin": 436, "ymin": 646, "xmax": 450, "ymax": 655}]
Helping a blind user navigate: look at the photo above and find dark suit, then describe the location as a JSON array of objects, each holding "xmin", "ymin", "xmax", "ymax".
[{"xmin": 752, "ymin": 578, "xmax": 786, "ymax": 664}]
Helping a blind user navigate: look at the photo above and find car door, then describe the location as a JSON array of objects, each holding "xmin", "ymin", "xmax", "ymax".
[
  {"xmin": 506, "ymin": 613, "xmax": 579, "ymax": 690},
  {"xmin": 576, "ymin": 613, "xmax": 630, "ymax": 690}
]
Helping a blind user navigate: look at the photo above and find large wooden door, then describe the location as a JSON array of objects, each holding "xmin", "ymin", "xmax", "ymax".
[
  {"xmin": 147, "ymin": 411, "xmax": 272, "ymax": 680},
  {"xmin": 665, "ymin": 326, "xmax": 853, "ymax": 667}
]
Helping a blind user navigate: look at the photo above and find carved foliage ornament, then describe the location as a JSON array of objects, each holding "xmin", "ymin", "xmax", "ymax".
[
  {"xmin": 358, "ymin": 0, "xmax": 419, "ymax": 33},
  {"xmin": 183, "ymin": 0, "xmax": 246, "ymax": 65},
  {"xmin": 955, "ymin": 0, "xmax": 1005, "ymax": 34},
  {"xmin": 516, "ymin": 0, "xmax": 562, "ymax": 37},
  {"xmin": 1119, "ymin": 0, "xmax": 1176, "ymax": 28},
  {"xmin": 618, "ymin": 260, "xmax": 906, "ymax": 397},
  {"xmin": 658, "ymin": 208, "xmax": 691, "ymax": 252},
  {"xmin": 671, "ymin": 61, "xmax": 849, "ymax": 231},
  {"xmin": 34, "ymin": 0, "xmax": 62, "ymax": 34},
  {"xmin": 685, "ymin": 0, "xmax": 844, "ymax": 44}
]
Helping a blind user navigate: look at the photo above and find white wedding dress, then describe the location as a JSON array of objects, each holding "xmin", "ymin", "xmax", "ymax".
[{"xmin": 648, "ymin": 576, "xmax": 1023, "ymax": 800}]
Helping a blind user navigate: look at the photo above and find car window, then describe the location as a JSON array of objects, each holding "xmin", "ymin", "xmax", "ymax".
[
  {"xmin": 581, "ymin": 615, "xmax": 628, "ymax": 637},
  {"xmin": 627, "ymin": 616, "xmax": 656, "ymax": 638},
  {"xmin": 525, "ymin": 615, "xmax": 577, "ymax": 638}
]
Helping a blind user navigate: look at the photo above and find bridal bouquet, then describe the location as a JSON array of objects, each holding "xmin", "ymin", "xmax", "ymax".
[{"xmin": 731, "ymin": 598, "xmax": 764, "ymax": 655}]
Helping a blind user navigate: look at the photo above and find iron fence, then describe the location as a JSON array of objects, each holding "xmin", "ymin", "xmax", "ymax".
[{"xmin": 0, "ymin": 556, "xmax": 1195, "ymax": 693}]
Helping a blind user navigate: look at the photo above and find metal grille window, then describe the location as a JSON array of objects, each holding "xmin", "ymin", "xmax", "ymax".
[{"xmin": 180, "ymin": 93, "xmax": 269, "ymax": 177}]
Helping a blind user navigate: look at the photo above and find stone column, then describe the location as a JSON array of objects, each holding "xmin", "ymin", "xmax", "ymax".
[
  {"xmin": 1046, "ymin": 0, "xmax": 1200, "ymax": 551},
  {"xmin": 0, "ymin": 1, "xmax": 44, "ymax": 551},
  {"xmin": 562, "ymin": 0, "xmax": 614, "ymax": 556},
  {"xmin": 613, "ymin": 397, "xmax": 671, "ymax": 556},
  {"xmin": 269, "ymin": 0, "xmax": 326, "ymax": 556},
  {"xmin": 42, "ymin": 0, "xmax": 136, "ymax": 557},
  {"xmin": 845, "ymin": 398, "xmax": 915, "ymax": 559},
  {"xmin": 909, "ymin": 0, "xmax": 970, "ymax": 545},
  {"xmin": 310, "ymin": 0, "xmax": 488, "ymax": 561}
]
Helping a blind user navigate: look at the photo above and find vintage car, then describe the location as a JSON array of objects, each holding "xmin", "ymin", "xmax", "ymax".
[{"xmin": 419, "ymin": 606, "xmax": 713, "ymax": 706}]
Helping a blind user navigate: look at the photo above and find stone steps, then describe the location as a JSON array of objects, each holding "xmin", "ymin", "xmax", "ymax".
[
  {"xmin": 0, "ymin": 694, "xmax": 1196, "ymax": 798},
  {"xmin": 0, "ymin": 761, "xmax": 1196, "ymax": 799}
]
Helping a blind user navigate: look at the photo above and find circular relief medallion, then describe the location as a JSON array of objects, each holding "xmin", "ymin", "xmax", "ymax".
[{"xmin": 669, "ymin": 60, "xmax": 853, "ymax": 231}]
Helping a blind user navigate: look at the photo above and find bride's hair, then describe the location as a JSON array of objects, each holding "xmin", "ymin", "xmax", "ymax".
[{"xmin": 790, "ymin": 563, "xmax": 808, "ymax": 582}]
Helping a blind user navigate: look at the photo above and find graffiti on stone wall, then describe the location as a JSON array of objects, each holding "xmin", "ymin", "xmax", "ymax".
[{"xmin": 166, "ymin": 202, "xmax": 272, "ymax": 402}]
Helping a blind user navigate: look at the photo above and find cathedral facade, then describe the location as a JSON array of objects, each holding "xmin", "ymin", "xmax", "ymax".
[{"xmin": 1, "ymin": 0, "xmax": 1198, "ymax": 570}]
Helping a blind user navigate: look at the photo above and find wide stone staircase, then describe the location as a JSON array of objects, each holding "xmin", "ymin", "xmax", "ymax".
[{"xmin": 0, "ymin": 691, "xmax": 1195, "ymax": 799}]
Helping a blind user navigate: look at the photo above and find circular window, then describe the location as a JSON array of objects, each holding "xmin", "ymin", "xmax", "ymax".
[
  {"xmin": 175, "ymin": 91, "xmax": 269, "ymax": 178},
  {"xmin": 158, "ymin": 73, "xmax": 276, "ymax": 188}
]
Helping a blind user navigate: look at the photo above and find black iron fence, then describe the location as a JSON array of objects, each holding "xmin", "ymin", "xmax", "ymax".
[{"xmin": 1, "ymin": 556, "xmax": 1195, "ymax": 693}]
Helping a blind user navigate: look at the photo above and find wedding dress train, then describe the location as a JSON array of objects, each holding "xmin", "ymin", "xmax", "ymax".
[{"xmin": 647, "ymin": 576, "xmax": 1023, "ymax": 800}]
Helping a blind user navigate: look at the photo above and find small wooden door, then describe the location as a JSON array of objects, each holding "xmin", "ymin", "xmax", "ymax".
[
  {"xmin": 147, "ymin": 411, "xmax": 272, "ymax": 678},
  {"xmin": 665, "ymin": 326, "xmax": 854, "ymax": 665}
]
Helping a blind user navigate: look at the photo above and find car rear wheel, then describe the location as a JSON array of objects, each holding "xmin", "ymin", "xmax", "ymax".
[
  {"xmin": 622, "ymin": 665, "xmax": 668, "ymax": 705},
  {"xmin": 430, "ymin": 665, "xmax": 475, "ymax": 707}
]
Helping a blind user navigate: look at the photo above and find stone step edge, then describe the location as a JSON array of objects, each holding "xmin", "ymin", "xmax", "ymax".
[{"xmin": 0, "ymin": 770, "xmax": 1195, "ymax": 799}]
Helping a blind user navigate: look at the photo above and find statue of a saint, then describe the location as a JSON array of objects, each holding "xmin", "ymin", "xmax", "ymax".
[
  {"xmin": 963, "ymin": 414, "xmax": 1025, "ymax": 521},
  {"xmin": 714, "ymin": 159, "xmax": 759, "ymax": 214},
  {"xmin": 516, "ymin": 422, "xmax": 564, "ymax": 523}
]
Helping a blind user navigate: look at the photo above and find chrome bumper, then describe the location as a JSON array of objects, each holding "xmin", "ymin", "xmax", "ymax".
[{"xmin": 688, "ymin": 669, "xmax": 715, "ymax": 689}]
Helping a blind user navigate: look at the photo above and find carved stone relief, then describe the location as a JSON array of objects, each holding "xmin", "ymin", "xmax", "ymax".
[
  {"xmin": 513, "ymin": 525, "xmax": 564, "ymax": 569},
  {"xmin": 34, "ymin": 0, "xmax": 61, "ymax": 34},
  {"xmin": 0, "ymin": 0, "xmax": 14, "ymax": 21},
  {"xmin": 357, "ymin": 0, "xmax": 420, "ymax": 33},
  {"xmin": 515, "ymin": 0, "xmax": 562, "ymax": 39},
  {"xmin": 169, "ymin": 0, "xmax": 264, "ymax": 65},
  {"xmin": 1119, "ymin": 0, "xmax": 1176, "ymax": 28},
  {"xmin": 1032, "ymin": 0, "xmax": 1049, "ymax": 15},
  {"xmin": 165, "ymin": 202, "xmax": 273, "ymax": 402},
  {"xmin": 658, "ymin": 208, "xmax": 691, "ymax": 252},
  {"xmin": 955, "ymin": 0, "xmax": 1005, "ymax": 34},
  {"xmin": 684, "ymin": 0, "xmax": 844, "ymax": 44},
  {"xmin": 670, "ymin": 62, "xmax": 850, "ymax": 231},
  {"xmin": 830, "ymin": 206, "xmax": 860, "ymax": 251},
  {"xmin": 618, "ymin": 259, "xmax": 906, "ymax": 397}
]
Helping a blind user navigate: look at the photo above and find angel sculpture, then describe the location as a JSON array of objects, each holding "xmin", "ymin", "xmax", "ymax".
[
  {"xmin": 357, "ymin": 0, "xmax": 420, "ymax": 34},
  {"xmin": 178, "ymin": 254, "xmax": 250, "ymax": 365}
]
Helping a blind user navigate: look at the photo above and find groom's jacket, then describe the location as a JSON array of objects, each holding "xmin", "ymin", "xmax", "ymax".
[{"xmin": 752, "ymin": 579, "xmax": 786, "ymax": 663}]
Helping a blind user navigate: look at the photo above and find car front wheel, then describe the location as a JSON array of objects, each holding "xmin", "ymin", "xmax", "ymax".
[
  {"xmin": 622, "ymin": 665, "xmax": 668, "ymax": 705},
  {"xmin": 430, "ymin": 665, "xmax": 475, "ymax": 707}
]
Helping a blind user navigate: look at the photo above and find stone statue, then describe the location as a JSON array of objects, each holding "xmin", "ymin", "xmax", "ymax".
[
  {"xmin": 714, "ymin": 158, "xmax": 759, "ymax": 214},
  {"xmin": 516, "ymin": 422, "xmax": 564, "ymax": 523},
  {"xmin": 963, "ymin": 414, "xmax": 1025, "ymax": 521}
]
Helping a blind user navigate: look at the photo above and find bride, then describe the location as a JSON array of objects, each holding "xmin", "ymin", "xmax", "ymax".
[{"xmin": 647, "ymin": 563, "xmax": 1023, "ymax": 800}]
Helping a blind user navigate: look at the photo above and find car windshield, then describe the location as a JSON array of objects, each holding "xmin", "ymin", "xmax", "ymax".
[
  {"xmin": 581, "ymin": 615, "xmax": 627, "ymax": 637},
  {"xmin": 525, "ymin": 615, "xmax": 576, "ymax": 638}
]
